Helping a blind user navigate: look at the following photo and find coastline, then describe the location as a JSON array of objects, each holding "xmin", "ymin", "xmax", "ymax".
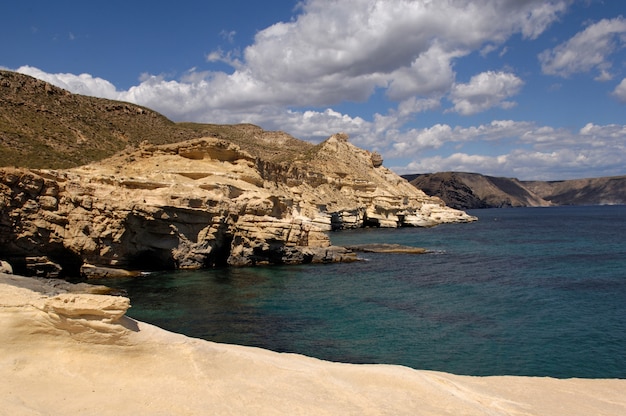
[{"xmin": 1, "ymin": 273, "xmax": 624, "ymax": 416}]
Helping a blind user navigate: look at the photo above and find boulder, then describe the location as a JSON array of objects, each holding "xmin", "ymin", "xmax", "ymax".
[{"xmin": 0, "ymin": 260, "xmax": 12, "ymax": 274}]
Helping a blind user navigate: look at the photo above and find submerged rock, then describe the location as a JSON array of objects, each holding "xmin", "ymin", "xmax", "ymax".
[{"xmin": 345, "ymin": 244, "xmax": 428, "ymax": 254}]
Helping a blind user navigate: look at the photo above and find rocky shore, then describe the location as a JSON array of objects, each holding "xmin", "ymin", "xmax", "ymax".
[
  {"xmin": 1, "ymin": 134, "xmax": 475, "ymax": 278},
  {"xmin": 1, "ymin": 273, "xmax": 624, "ymax": 416},
  {"xmin": 1, "ymin": 71, "xmax": 475, "ymax": 278}
]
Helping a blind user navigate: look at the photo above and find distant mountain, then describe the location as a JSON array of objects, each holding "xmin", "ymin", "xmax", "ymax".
[
  {"xmin": 523, "ymin": 176, "xmax": 626, "ymax": 206},
  {"xmin": 403, "ymin": 172, "xmax": 626, "ymax": 209}
]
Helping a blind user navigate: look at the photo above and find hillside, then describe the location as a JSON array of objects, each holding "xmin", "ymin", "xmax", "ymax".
[
  {"xmin": 404, "ymin": 172, "xmax": 626, "ymax": 209},
  {"xmin": 523, "ymin": 176, "xmax": 626, "ymax": 206},
  {"xmin": 404, "ymin": 172, "xmax": 551, "ymax": 209},
  {"xmin": 0, "ymin": 70, "xmax": 311, "ymax": 168}
]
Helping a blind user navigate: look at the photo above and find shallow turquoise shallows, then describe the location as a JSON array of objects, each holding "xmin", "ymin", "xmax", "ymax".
[{"xmin": 107, "ymin": 205, "xmax": 626, "ymax": 378}]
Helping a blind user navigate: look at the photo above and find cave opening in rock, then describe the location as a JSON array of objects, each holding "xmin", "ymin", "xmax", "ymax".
[
  {"xmin": 362, "ymin": 215, "xmax": 380, "ymax": 228},
  {"xmin": 127, "ymin": 249, "xmax": 176, "ymax": 271},
  {"xmin": 51, "ymin": 248, "xmax": 84, "ymax": 278},
  {"xmin": 204, "ymin": 234, "xmax": 233, "ymax": 268}
]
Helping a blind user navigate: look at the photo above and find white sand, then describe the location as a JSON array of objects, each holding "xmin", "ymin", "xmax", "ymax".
[{"xmin": 1, "ymin": 273, "xmax": 624, "ymax": 416}]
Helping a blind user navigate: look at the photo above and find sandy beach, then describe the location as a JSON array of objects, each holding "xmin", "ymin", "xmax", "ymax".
[{"xmin": 1, "ymin": 273, "xmax": 624, "ymax": 416}]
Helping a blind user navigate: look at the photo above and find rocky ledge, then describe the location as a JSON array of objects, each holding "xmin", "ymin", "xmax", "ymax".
[
  {"xmin": 344, "ymin": 243, "xmax": 428, "ymax": 254},
  {"xmin": 0, "ymin": 133, "xmax": 475, "ymax": 277},
  {"xmin": 1, "ymin": 274, "xmax": 624, "ymax": 416}
]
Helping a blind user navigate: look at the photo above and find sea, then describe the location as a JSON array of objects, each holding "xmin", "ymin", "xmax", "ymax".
[{"xmin": 106, "ymin": 205, "xmax": 626, "ymax": 378}]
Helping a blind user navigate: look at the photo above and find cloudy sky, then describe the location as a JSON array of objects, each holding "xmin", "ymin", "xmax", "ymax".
[{"xmin": 3, "ymin": 0, "xmax": 626, "ymax": 180}]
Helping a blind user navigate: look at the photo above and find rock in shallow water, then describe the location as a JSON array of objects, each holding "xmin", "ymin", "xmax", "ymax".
[{"xmin": 345, "ymin": 243, "xmax": 428, "ymax": 254}]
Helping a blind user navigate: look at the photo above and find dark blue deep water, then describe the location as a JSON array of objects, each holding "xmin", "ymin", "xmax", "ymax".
[{"xmin": 108, "ymin": 206, "xmax": 626, "ymax": 378}]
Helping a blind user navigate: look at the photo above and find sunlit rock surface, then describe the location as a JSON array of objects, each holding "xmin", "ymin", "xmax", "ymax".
[{"xmin": 0, "ymin": 134, "xmax": 474, "ymax": 277}]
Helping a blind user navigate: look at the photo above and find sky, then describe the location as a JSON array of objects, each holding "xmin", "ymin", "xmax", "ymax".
[{"xmin": 2, "ymin": 0, "xmax": 626, "ymax": 180}]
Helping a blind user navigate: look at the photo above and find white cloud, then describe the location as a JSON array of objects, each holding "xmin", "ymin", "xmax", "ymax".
[
  {"xmin": 448, "ymin": 71, "xmax": 524, "ymax": 115},
  {"xmin": 17, "ymin": 1, "xmax": 567, "ymax": 129},
  {"xmin": 539, "ymin": 17, "xmax": 626, "ymax": 79},
  {"xmin": 251, "ymin": 108, "xmax": 371, "ymax": 140},
  {"xmin": 579, "ymin": 122, "xmax": 626, "ymax": 141},
  {"xmin": 220, "ymin": 30, "xmax": 236, "ymax": 44},
  {"xmin": 385, "ymin": 44, "xmax": 460, "ymax": 100},
  {"xmin": 398, "ymin": 145, "xmax": 625, "ymax": 180},
  {"xmin": 612, "ymin": 78, "xmax": 626, "ymax": 102},
  {"xmin": 17, "ymin": 65, "xmax": 120, "ymax": 99},
  {"xmin": 235, "ymin": 0, "xmax": 566, "ymax": 107},
  {"xmin": 390, "ymin": 121, "xmax": 626, "ymax": 180},
  {"xmin": 384, "ymin": 120, "xmax": 535, "ymax": 160}
]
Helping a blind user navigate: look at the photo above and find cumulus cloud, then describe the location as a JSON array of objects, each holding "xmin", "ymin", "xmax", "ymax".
[
  {"xmin": 385, "ymin": 120, "xmax": 536, "ymax": 160},
  {"xmin": 539, "ymin": 17, "xmax": 626, "ymax": 79},
  {"xmin": 20, "ymin": 0, "xmax": 567, "ymax": 126},
  {"xmin": 17, "ymin": 65, "xmax": 120, "ymax": 99},
  {"xmin": 391, "ymin": 121, "xmax": 626, "ymax": 180},
  {"xmin": 235, "ymin": 0, "xmax": 567, "ymax": 107},
  {"xmin": 448, "ymin": 71, "xmax": 524, "ymax": 115}
]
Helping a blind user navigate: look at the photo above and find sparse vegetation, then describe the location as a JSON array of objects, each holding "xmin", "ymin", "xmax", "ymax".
[{"xmin": 0, "ymin": 70, "xmax": 314, "ymax": 169}]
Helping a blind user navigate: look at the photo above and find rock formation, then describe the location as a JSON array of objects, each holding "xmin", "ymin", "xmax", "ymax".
[
  {"xmin": 1, "ymin": 135, "xmax": 475, "ymax": 277},
  {"xmin": 0, "ymin": 70, "xmax": 476, "ymax": 277},
  {"xmin": 1, "ymin": 273, "xmax": 625, "ymax": 416}
]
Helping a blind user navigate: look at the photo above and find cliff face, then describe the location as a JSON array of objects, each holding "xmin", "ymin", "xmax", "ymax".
[
  {"xmin": 0, "ymin": 70, "xmax": 475, "ymax": 277},
  {"xmin": 0, "ymin": 136, "xmax": 475, "ymax": 277}
]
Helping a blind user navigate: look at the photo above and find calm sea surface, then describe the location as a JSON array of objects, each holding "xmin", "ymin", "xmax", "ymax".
[{"xmin": 107, "ymin": 205, "xmax": 626, "ymax": 378}]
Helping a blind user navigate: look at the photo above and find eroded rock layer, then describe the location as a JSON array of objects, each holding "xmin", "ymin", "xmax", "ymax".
[{"xmin": 0, "ymin": 134, "xmax": 475, "ymax": 277}]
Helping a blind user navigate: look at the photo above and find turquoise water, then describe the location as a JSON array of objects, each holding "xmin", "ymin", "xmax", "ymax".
[{"xmin": 108, "ymin": 206, "xmax": 626, "ymax": 378}]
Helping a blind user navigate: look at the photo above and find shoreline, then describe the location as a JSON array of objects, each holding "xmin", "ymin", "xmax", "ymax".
[{"xmin": 1, "ymin": 273, "xmax": 624, "ymax": 415}]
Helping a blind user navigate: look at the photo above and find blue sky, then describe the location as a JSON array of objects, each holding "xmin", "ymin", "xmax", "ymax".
[{"xmin": 3, "ymin": 0, "xmax": 626, "ymax": 180}]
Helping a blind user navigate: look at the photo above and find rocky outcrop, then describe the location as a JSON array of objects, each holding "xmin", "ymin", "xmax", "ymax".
[
  {"xmin": 2, "ymin": 274, "xmax": 625, "ymax": 416},
  {"xmin": 0, "ymin": 260, "xmax": 11, "ymax": 274},
  {"xmin": 0, "ymin": 135, "xmax": 475, "ymax": 277},
  {"xmin": 0, "ymin": 274, "xmax": 133, "ymax": 344}
]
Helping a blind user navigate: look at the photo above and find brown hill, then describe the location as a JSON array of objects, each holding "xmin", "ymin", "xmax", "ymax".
[
  {"xmin": 523, "ymin": 176, "xmax": 626, "ymax": 205},
  {"xmin": 404, "ymin": 172, "xmax": 626, "ymax": 208},
  {"xmin": 0, "ymin": 70, "xmax": 311, "ymax": 168},
  {"xmin": 405, "ymin": 172, "xmax": 550, "ymax": 209}
]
